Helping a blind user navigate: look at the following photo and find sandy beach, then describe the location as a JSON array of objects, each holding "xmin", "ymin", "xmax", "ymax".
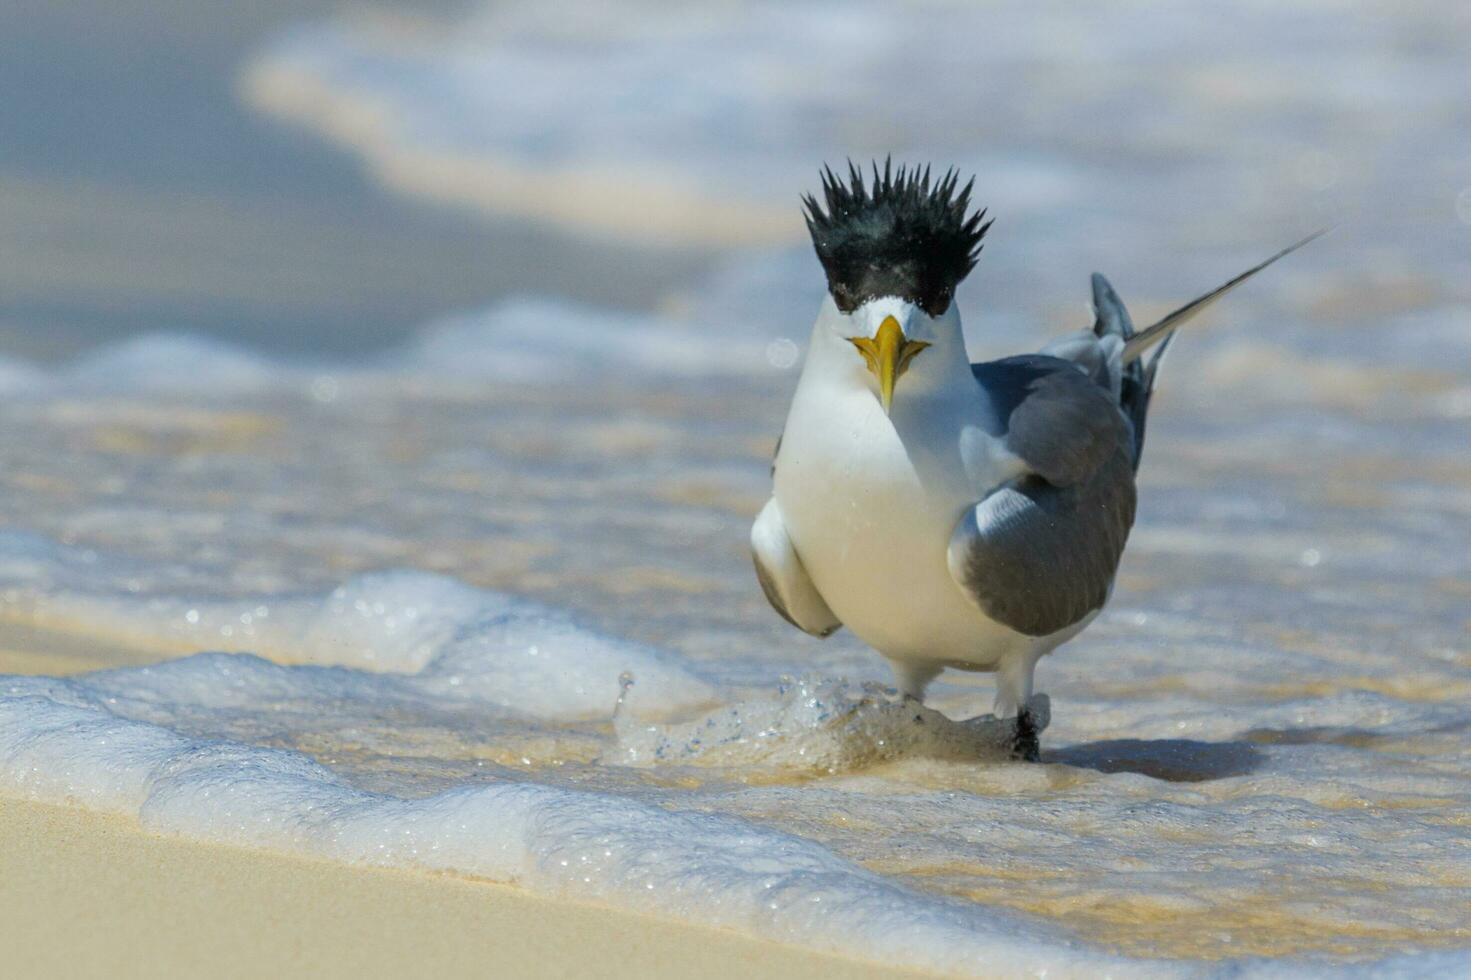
[
  {"xmin": 0, "ymin": 638, "xmax": 938, "ymax": 980},
  {"xmin": 0, "ymin": 795, "xmax": 937, "ymax": 980}
]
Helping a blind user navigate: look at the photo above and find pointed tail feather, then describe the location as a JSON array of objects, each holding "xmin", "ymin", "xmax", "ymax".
[
  {"xmin": 1121, "ymin": 229, "xmax": 1328, "ymax": 364},
  {"xmin": 1091, "ymin": 272, "xmax": 1162, "ymax": 467},
  {"xmin": 1091, "ymin": 230, "xmax": 1323, "ymax": 468}
]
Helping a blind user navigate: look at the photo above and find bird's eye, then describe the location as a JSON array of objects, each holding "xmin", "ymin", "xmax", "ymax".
[
  {"xmin": 830, "ymin": 284, "xmax": 857, "ymax": 313},
  {"xmin": 924, "ymin": 287, "xmax": 952, "ymax": 316}
]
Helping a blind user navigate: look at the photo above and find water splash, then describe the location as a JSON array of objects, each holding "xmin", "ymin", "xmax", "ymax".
[{"xmin": 612, "ymin": 674, "xmax": 1049, "ymax": 774}]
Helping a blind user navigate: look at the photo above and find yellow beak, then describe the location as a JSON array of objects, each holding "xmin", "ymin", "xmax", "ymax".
[{"xmin": 848, "ymin": 315, "xmax": 931, "ymax": 414}]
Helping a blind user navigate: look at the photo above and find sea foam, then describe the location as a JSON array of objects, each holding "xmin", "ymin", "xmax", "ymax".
[
  {"xmin": 0, "ymin": 681, "xmax": 1133, "ymax": 977},
  {"xmin": 1, "ymin": 534, "xmax": 1140, "ymax": 978},
  {"xmin": 0, "ymin": 534, "xmax": 715, "ymax": 721},
  {"xmin": 5, "ymin": 529, "xmax": 1469, "ymax": 976},
  {"xmin": 4, "ymin": 287, "xmax": 1470, "ymax": 973},
  {"xmin": 0, "ymin": 286, "xmax": 794, "ymax": 400}
]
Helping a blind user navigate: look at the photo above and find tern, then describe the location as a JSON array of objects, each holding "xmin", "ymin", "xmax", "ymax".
[{"xmin": 752, "ymin": 161, "xmax": 1318, "ymax": 760}]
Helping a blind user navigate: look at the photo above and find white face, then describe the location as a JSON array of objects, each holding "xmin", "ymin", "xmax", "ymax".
[{"xmin": 816, "ymin": 295, "xmax": 966, "ymax": 413}]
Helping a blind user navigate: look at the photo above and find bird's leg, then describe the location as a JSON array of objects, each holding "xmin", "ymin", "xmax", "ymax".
[
  {"xmin": 1010, "ymin": 708, "xmax": 1041, "ymax": 763},
  {"xmin": 890, "ymin": 661, "xmax": 942, "ymax": 704},
  {"xmin": 997, "ymin": 651, "xmax": 1042, "ymax": 762}
]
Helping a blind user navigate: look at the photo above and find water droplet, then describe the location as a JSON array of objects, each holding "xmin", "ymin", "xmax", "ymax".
[
  {"xmin": 310, "ymin": 375, "xmax": 340, "ymax": 403},
  {"xmin": 765, "ymin": 338, "xmax": 800, "ymax": 370}
]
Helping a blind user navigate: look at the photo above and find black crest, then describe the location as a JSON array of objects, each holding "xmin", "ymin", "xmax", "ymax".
[{"xmin": 803, "ymin": 160, "xmax": 992, "ymax": 316}]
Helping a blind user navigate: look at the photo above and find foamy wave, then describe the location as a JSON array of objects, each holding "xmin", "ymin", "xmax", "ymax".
[
  {"xmin": 0, "ymin": 532, "xmax": 1143, "ymax": 975},
  {"xmin": 405, "ymin": 295, "xmax": 776, "ymax": 380},
  {"xmin": 0, "ymin": 656, "xmax": 1454, "ymax": 977},
  {"xmin": 0, "ymin": 287, "xmax": 799, "ymax": 399},
  {"xmin": 62, "ymin": 333, "xmax": 281, "ymax": 395},
  {"xmin": 237, "ymin": 0, "xmax": 1467, "ymax": 286},
  {"xmin": 0, "ymin": 533, "xmax": 714, "ymax": 721},
  {"xmin": 240, "ymin": 2, "xmax": 1086, "ymax": 245},
  {"xmin": 0, "ymin": 673, "xmax": 1136, "ymax": 977},
  {"xmin": 4, "ymin": 524, "xmax": 1470, "ymax": 974}
]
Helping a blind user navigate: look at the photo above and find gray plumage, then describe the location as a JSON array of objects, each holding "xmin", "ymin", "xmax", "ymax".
[
  {"xmin": 946, "ymin": 236, "xmax": 1325, "ymax": 640},
  {"xmin": 950, "ymin": 349, "xmax": 1138, "ymax": 637}
]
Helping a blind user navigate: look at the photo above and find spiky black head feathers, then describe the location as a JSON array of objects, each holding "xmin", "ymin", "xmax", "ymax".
[{"xmin": 803, "ymin": 160, "xmax": 992, "ymax": 316}]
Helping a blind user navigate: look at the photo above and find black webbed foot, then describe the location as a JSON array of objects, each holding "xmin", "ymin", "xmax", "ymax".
[{"xmin": 1010, "ymin": 708, "xmax": 1040, "ymax": 762}]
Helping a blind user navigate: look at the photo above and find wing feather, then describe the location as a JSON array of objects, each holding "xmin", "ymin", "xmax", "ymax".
[
  {"xmin": 949, "ymin": 356, "xmax": 1137, "ymax": 637},
  {"xmin": 751, "ymin": 498, "xmax": 841, "ymax": 637}
]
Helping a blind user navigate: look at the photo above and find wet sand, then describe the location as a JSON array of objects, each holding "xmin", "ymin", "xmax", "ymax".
[
  {"xmin": 0, "ymin": 634, "xmax": 945, "ymax": 980},
  {"xmin": 0, "ymin": 796, "xmax": 939, "ymax": 980}
]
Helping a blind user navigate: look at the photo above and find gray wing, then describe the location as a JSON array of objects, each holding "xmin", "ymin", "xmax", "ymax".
[
  {"xmin": 948, "ymin": 356, "xmax": 1137, "ymax": 637},
  {"xmin": 751, "ymin": 498, "xmax": 841, "ymax": 637}
]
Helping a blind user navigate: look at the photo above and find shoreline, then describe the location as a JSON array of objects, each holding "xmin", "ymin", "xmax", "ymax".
[
  {"xmin": 0, "ymin": 797, "xmax": 942, "ymax": 980},
  {"xmin": 0, "ymin": 625, "xmax": 1051, "ymax": 980}
]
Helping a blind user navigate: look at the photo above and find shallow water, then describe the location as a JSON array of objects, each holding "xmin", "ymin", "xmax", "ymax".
[
  {"xmin": 5, "ymin": 0, "xmax": 1471, "ymax": 975},
  {"xmin": 2, "ymin": 278, "xmax": 1469, "ymax": 974}
]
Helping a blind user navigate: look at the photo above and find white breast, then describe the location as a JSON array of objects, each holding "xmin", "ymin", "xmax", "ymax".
[{"xmin": 773, "ymin": 359, "xmax": 1028, "ymax": 671}]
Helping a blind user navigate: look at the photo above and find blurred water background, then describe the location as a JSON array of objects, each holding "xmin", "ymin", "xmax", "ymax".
[{"xmin": 2, "ymin": 0, "xmax": 1470, "ymax": 974}]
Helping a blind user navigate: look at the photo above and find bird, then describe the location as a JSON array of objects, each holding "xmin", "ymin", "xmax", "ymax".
[{"xmin": 751, "ymin": 160, "xmax": 1320, "ymax": 760}]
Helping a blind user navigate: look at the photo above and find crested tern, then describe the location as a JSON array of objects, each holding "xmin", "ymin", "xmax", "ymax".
[{"xmin": 752, "ymin": 161, "xmax": 1319, "ymax": 760}]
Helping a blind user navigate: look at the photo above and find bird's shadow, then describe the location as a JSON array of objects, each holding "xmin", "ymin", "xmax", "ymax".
[{"xmin": 1046, "ymin": 738, "xmax": 1265, "ymax": 782}]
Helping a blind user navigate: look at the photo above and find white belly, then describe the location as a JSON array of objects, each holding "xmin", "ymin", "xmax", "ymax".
[{"xmin": 773, "ymin": 383, "xmax": 1027, "ymax": 671}]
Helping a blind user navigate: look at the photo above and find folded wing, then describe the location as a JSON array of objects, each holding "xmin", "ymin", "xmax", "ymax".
[
  {"xmin": 751, "ymin": 498, "xmax": 842, "ymax": 637},
  {"xmin": 948, "ymin": 355, "xmax": 1137, "ymax": 637}
]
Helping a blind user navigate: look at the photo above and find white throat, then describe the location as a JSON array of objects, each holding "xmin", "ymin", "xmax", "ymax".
[{"xmin": 802, "ymin": 296, "xmax": 974, "ymax": 411}]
